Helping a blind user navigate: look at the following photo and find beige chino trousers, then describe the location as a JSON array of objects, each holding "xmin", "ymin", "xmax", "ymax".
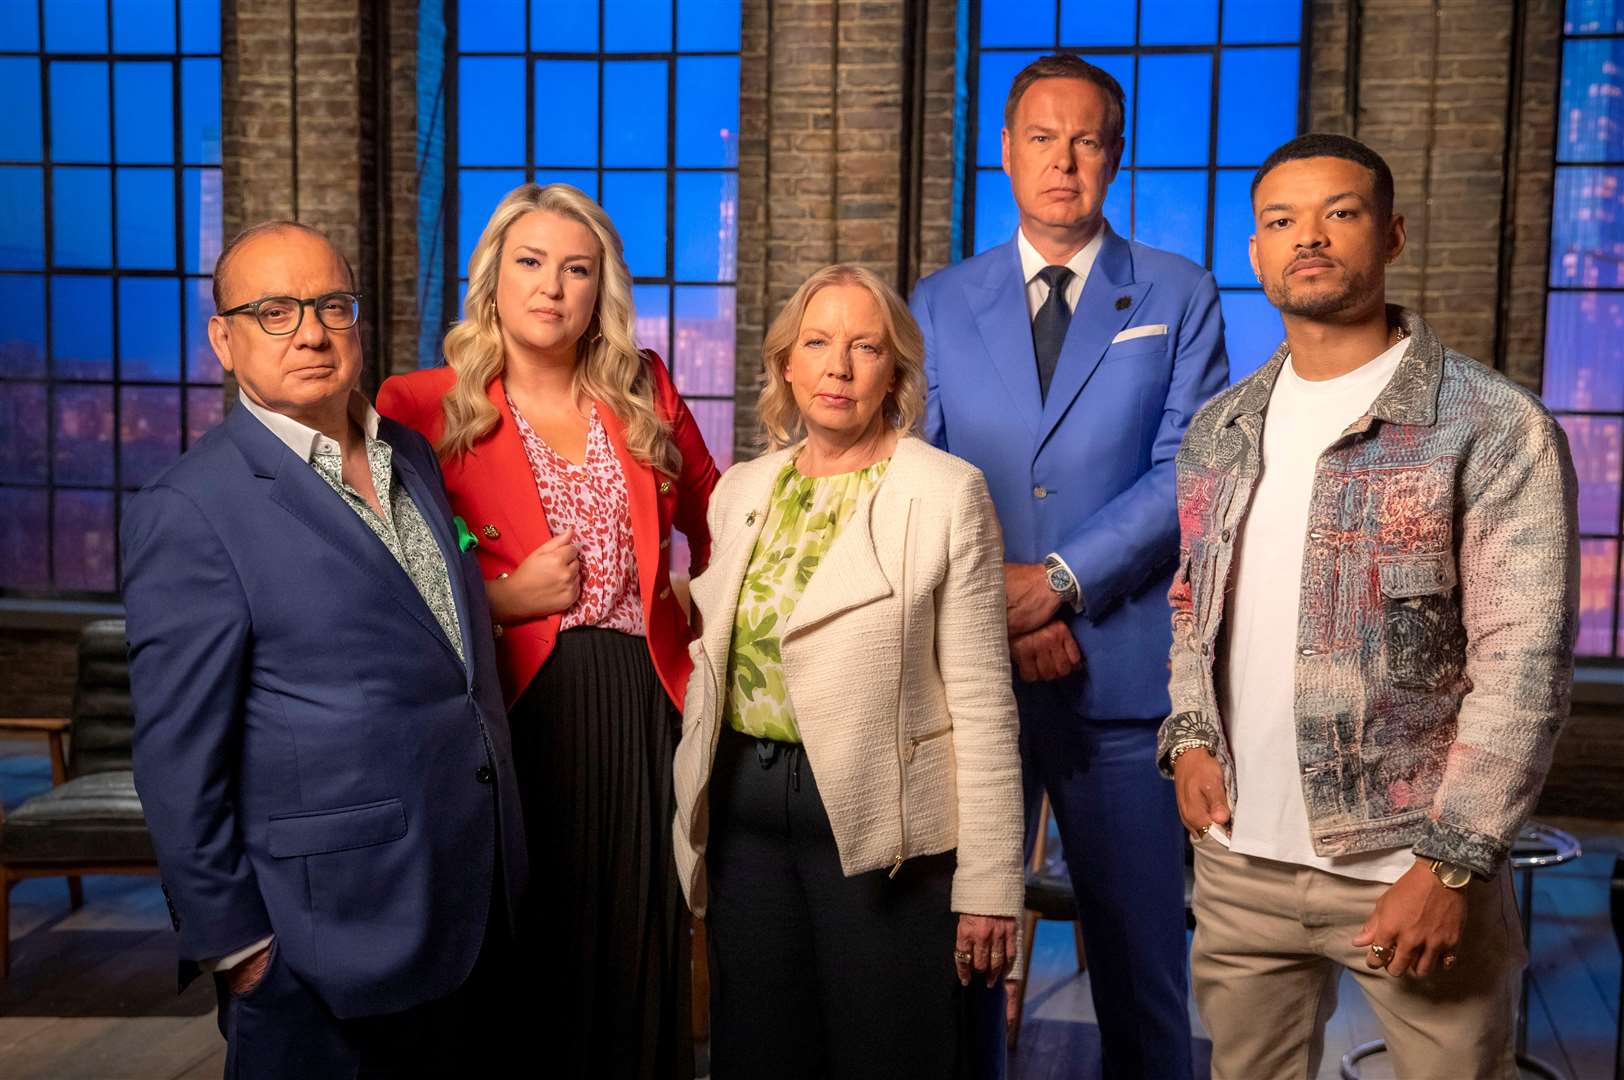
[{"xmin": 1191, "ymin": 836, "xmax": 1525, "ymax": 1080}]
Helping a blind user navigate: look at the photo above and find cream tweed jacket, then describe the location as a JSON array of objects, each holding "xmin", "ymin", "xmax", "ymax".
[{"xmin": 673, "ymin": 436, "xmax": 1025, "ymax": 940}]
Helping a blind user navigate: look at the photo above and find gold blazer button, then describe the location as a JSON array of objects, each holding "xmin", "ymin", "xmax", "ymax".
[
  {"xmin": 482, "ymin": 524, "xmax": 500, "ymax": 539},
  {"xmin": 658, "ymin": 479, "xmax": 672, "ymax": 494}
]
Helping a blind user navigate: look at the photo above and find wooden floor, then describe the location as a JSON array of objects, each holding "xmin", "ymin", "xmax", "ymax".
[{"xmin": 3, "ymin": 734, "xmax": 1620, "ymax": 1079}]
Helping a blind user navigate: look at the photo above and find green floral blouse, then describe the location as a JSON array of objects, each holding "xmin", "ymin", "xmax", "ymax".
[{"xmin": 723, "ymin": 457, "xmax": 891, "ymax": 743}]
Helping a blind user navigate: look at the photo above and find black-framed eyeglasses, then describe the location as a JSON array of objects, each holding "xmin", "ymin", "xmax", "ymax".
[{"xmin": 218, "ymin": 292, "xmax": 363, "ymax": 336}]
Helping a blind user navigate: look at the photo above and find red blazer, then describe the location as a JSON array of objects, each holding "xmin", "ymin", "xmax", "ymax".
[{"xmin": 376, "ymin": 351, "xmax": 719, "ymax": 710}]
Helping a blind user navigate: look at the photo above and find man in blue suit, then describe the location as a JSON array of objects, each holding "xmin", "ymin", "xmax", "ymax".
[
  {"xmin": 911, "ymin": 55, "xmax": 1228, "ymax": 1077},
  {"xmin": 122, "ymin": 222, "xmax": 527, "ymax": 1078}
]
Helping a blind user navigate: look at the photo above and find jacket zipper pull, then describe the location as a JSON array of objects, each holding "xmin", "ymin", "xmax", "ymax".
[{"xmin": 889, "ymin": 852, "xmax": 904, "ymax": 879}]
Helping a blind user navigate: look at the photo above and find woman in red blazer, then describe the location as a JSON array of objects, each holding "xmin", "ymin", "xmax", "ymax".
[{"xmin": 377, "ymin": 182, "xmax": 717, "ymax": 1080}]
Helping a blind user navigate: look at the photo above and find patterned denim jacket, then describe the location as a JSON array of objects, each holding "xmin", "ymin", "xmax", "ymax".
[{"xmin": 1157, "ymin": 307, "xmax": 1578, "ymax": 877}]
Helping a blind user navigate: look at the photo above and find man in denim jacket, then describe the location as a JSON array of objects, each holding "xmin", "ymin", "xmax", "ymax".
[{"xmin": 1159, "ymin": 133, "xmax": 1578, "ymax": 1079}]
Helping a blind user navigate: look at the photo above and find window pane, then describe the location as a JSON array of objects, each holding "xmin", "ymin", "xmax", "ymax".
[
  {"xmin": 976, "ymin": 51, "xmax": 1043, "ymax": 167},
  {"xmin": 180, "ymin": 0, "xmax": 220, "ymax": 53},
  {"xmin": 674, "ymin": 170, "xmax": 736, "ymax": 281},
  {"xmin": 0, "ymin": 58, "xmax": 42, "ymax": 161},
  {"xmin": 532, "ymin": 0, "xmax": 598, "ymax": 51},
  {"xmin": 1223, "ymin": 0, "xmax": 1303, "ymax": 42},
  {"xmin": 0, "ymin": 488, "xmax": 48, "ymax": 589},
  {"xmin": 603, "ymin": 60, "xmax": 668, "ymax": 167},
  {"xmin": 186, "ymin": 276, "xmax": 221, "ymax": 383},
  {"xmin": 115, "ymin": 61, "xmax": 174, "ymax": 163},
  {"xmin": 53, "ymin": 167, "xmax": 114, "ymax": 267},
  {"xmin": 51, "ymin": 276, "xmax": 113, "ymax": 379},
  {"xmin": 1568, "ymin": 0, "xmax": 1624, "ymax": 33},
  {"xmin": 603, "ymin": 171, "xmax": 667, "ymax": 277},
  {"xmin": 118, "ymin": 167, "xmax": 177, "ymax": 269},
  {"xmin": 1081, "ymin": 53, "xmax": 1134, "ymax": 165},
  {"xmin": 677, "ymin": 57, "xmax": 738, "ymax": 167},
  {"xmin": 1559, "ymin": 415, "xmax": 1623, "ymax": 535},
  {"xmin": 974, "ymin": 168, "xmax": 1019, "ymax": 255},
  {"xmin": 1543, "ymin": 291, "xmax": 1624, "ymax": 411},
  {"xmin": 458, "ymin": 169, "xmax": 526, "ymax": 271},
  {"xmin": 1135, "ymin": 54, "xmax": 1211, "ymax": 166},
  {"xmin": 1133, "ymin": 169, "xmax": 1207, "ymax": 263},
  {"xmin": 186, "ymin": 386, "xmax": 223, "ymax": 446},
  {"xmin": 687, "ymin": 397, "xmax": 733, "ymax": 471},
  {"xmin": 113, "ymin": 0, "xmax": 176, "ymax": 52},
  {"xmin": 54, "ymin": 384, "xmax": 114, "ymax": 484},
  {"xmin": 1558, "ymin": 38, "xmax": 1624, "ymax": 162},
  {"xmin": 460, "ymin": 0, "xmax": 524, "ymax": 52},
  {"xmin": 119, "ymin": 276, "xmax": 181, "ymax": 380},
  {"xmin": 1218, "ymin": 290, "xmax": 1282, "ymax": 380},
  {"xmin": 1579, "ymin": 539, "xmax": 1618, "ymax": 655},
  {"xmin": 54, "ymin": 489, "xmax": 116, "ymax": 592},
  {"xmin": 674, "ymin": 286, "xmax": 734, "ymax": 396},
  {"xmin": 0, "ymin": 167, "xmax": 46, "ymax": 270},
  {"xmin": 980, "ymin": 2, "xmax": 1052, "ymax": 47},
  {"xmin": 1141, "ymin": 0, "xmax": 1217, "ymax": 44},
  {"xmin": 1549, "ymin": 167, "xmax": 1624, "ymax": 288},
  {"xmin": 635, "ymin": 283, "xmax": 670, "ymax": 354},
  {"xmin": 181, "ymin": 58, "xmax": 221, "ymax": 164},
  {"xmin": 535, "ymin": 60, "xmax": 598, "ymax": 167},
  {"xmin": 1104, "ymin": 172, "xmax": 1131, "ymax": 235},
  {"xmin": 0, "ymin": 275, "xmax": 46, "ymax": 377},
  {"xmin": 0, "ymin": 3, "xmax": 39, "ymax": 51},
  {"xmin": 1212, "ymin": 168, "xmax": 1255, "ymax": 287},
  {"xmin": 1061, "ymin": 0, "xmax": 1134, "ymax": 46},
  {"xmin": 121, "ymin": 385, "xmax": 180, "ymax": 487},
  {"xmin": 535, "ymin": 168, "xmax": 598, "ymax": 198},
  {"xmin": 0, "ymin": 382, "xmax": 48, "ymax": 483},
  {"xmin": 44, "ymin": 0, "xmax": 108, "ymax": 53},
  {"xmin": 51, "ymin": 62, "xmax": 111, "ymax": 164},
  {"xmin": 1218, "ymin": 47, "xmax": 1297, "ymax": 165},
  {"xmin": 459, "ymin": 58, "xmax": 526, "ymax": 165},
  {"xmin": 678, "ymin": 0, "xmax": 740, "ymax": 51},
  {"xmin": 182, "ymin": 166, "xmax": 223, "ymax": 274},
  {"xmin": 605, "ymin": 0, "xmax": 672, "ymax": 52}
]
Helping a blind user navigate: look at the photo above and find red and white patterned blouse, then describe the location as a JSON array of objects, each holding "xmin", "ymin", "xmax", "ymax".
[{"xmin": 508, "ymin": 395, "xmax": 646, "ymax": 636}]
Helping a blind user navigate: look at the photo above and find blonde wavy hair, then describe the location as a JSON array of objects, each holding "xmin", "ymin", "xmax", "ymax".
[
  {"xmin": 437, "ymin": 183, "xmax": 679, "ymax": 475},
  {"xmin": 758, "ymin": 265, "xmax": 927, "ymax": 450}
]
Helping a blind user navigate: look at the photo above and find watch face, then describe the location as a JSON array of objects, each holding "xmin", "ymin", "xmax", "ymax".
[
  {"xmin": 1434, "ymin": 861, "xmax": 1472, "ymax": 888},
  {"xmin": 1047, "ymin": 566, "xmax": 1073, "ymax": 593}
]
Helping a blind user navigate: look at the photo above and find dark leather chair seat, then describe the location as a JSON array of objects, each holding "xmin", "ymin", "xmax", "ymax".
[{"xmin": 0, "ymin": 770, "xmax": 154, "ymax": 864}]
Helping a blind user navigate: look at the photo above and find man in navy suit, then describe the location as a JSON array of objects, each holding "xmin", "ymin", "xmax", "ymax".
[
  {"xmin": 122, "ymin": 222, "xmax": 526, "ymax": 1078},
  {"xmin": 911, "ymin": 55, "xmax": 1229, "ymax": 1077}
]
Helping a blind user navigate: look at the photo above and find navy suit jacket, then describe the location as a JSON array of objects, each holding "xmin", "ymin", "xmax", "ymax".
[
  {"xmin": 122, "ymin": 402, "xmax": 527, "ymax": 1019},
  {"xmin": 911, "ymin": 227, "xmax": 1229, "ymax": 721}
]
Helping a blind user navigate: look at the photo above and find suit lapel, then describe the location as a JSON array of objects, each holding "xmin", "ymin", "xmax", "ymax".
[
  {"xmin": 1037, "ymin": 226, "xmax": 1149, "ymax": 451},
  {"xmin": 693, "ymin": 458, "xmax": 782, "ymax": 698},
  {"xmin": 227, "ymin": 406, "xmax": 463, "ymax": 667},
  {"xmin": 464, "ymin": 378, "xmax": 552, "ymax": 554},
  {"xmin": 596, "ymin": 403, "xmax": 660, "ymax": 619},
  {"xmin": 967, "ymin": 239, "xmax": 1043, "ymax": 438},
  {"xmin": 386, "ymin": 427, "xmax": 475, "ymax": 676}
]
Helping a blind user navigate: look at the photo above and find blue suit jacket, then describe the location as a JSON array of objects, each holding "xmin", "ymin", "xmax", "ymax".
[
  {"xmin": 122, "ymin": 403, "xmax": 527, "ymax": 1019},
  {"xmin": 911, "ymin": 227, "xmax": 1229, "ymax": 721}
]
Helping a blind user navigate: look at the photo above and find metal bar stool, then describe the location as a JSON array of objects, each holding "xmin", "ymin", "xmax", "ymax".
[{"xmin": 1340, "ymin": 822, "xmax": 1583, "ymax": 1080}]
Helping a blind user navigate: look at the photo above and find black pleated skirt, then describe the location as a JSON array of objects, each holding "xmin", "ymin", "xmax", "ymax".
[{"xmin": 509, "ymin": 626, "xmax": 693, "ymax": 1080}]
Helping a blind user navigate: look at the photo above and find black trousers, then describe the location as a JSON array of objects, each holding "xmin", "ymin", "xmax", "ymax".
[
  {"xmin": 705, "ymin": 726, "xmax": 979, "ymax": 1080},
  {"xmin": 212, "ymin": 910, "xmax": 512, "ymax": 1080}
]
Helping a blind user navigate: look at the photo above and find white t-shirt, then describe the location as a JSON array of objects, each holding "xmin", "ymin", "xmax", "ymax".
[{"xmin": 1213, "ymin": 340, "xmax": 1419, "ymax": 883}]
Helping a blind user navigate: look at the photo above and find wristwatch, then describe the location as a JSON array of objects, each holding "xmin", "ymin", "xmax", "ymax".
[
  {"xmin": 1043, "ymin": 554, "xmax": 1079, "ymax": 606},
  {"xmin": 1429, "ymin": 859, "xmax": 1473, "ymax": 889}
]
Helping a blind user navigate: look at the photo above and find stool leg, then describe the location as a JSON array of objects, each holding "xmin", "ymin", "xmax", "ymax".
[
  {"xmin": 1008, "ymin": 910, "xmax": 1040, "ymax": 1051},
  {"xmin": 67, "ymin": 875, "xmax": 84, "ymax": 912},
  {"xmin": 1, "ymin": 873, "xmax": 11, "ymax": 978}
]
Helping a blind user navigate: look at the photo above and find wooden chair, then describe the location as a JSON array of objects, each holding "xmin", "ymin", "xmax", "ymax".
[{"xmin": 0, "ymin": 619, "xmax": 158, "ymax": 977}]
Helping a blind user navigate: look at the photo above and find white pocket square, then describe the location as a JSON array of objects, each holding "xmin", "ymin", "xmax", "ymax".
[{"xmin": 1111, "ymin": 324, "xmax": 1168, "ymax": 344}]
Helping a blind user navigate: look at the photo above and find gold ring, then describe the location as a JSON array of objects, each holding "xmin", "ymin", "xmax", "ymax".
[
  {"xmin": 1197, "ymin": 824, "xmax": 1211, "ymax": 838},
  {"xmin": 1369, "ymin": 943, "xmax": 1390, "ymax": 959},
  {"xmin": 1442, "ymin": 953, "xmax": 1457, "ymax": 969},
  {"xmin": 953, "ymin": 950, "xmax": 972, "ymax": 963}
]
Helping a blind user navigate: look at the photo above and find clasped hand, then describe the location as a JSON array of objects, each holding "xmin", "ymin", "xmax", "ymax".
[
  {"xmin": 488, "ymin": 527, "xmax": 581, "ymax": 622},
  {"xmin": 1005, "ymin": 564, "xmax": 1081, "ymax": 681}
]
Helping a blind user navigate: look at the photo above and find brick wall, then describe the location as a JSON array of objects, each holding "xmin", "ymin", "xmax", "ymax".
[{"xmin": 0, "ymin": 630, "xmax": 80, "ymax": 719}]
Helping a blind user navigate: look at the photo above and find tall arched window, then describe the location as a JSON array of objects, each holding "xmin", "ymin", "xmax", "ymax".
[
  {"xmin": 961, "ymin": 0, "xmax": 1306, "ymax": 382},
  {"xmin": 1544, "ymin": 0, "xmax": 1624, "ymax": 657},
  {"xmin": 0, "ymin": 0, "xmax": 223, "ymax": 597},
  {"xmin": 450, "ymin": 0, "xmax": 740, "ymax": 468}
]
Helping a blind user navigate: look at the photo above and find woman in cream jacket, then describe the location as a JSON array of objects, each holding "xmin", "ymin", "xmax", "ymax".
[{"xmin": 673, "ymin": 264, "xmax": 1024, "ymax": 1079}]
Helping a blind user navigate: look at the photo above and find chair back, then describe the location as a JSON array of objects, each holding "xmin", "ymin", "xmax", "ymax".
[{"xmin": 67, "ymin": 618, "xmax": 134, "ymax": 779}]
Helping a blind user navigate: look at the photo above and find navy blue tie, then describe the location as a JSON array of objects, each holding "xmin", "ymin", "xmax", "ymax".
[{"xmin": 1033, "ymin": 265, "xmax": 1074, "ymax": 402}]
